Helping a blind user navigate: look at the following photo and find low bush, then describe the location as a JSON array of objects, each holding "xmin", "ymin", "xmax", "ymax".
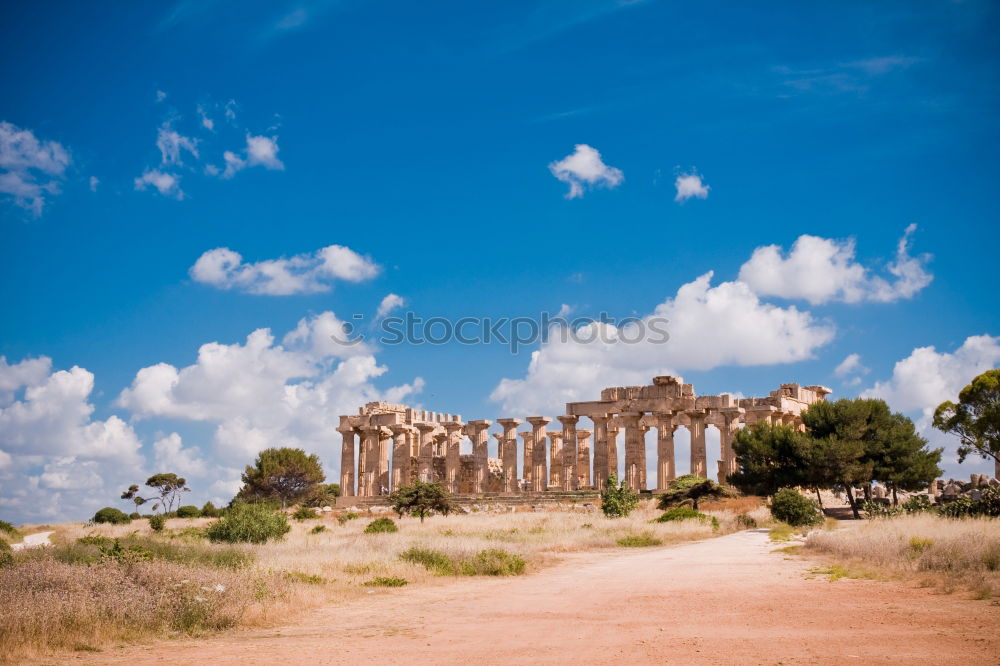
[
  {"xmin": 653, "ymin": 506, "xmax": 718, "ymax": 529},
  {"xmin": 207, "ymin": 504, "xmax": 290, "ymax": 544},
  {"xmin": 364, "ymin": 517, "xmax": 399, "ymax": 534},
  {"xmin": 400, "ymin": 547, "xmax": 456, "ymax": 575},
  {"xmin": 939, "ymin": 487, "xmax": 1000, "ymax": 519},
  {"xmin": 0, "ymin": 520, "xmax": 18, "ymax": 537},
  {"xmin": 129, "ymin": 512, "xmax": 141, "ymax": 520},
  {"xmin": 200, "ymin": 502, "xmax": 221, "ymax": 518},
  {"xmin": 0, "ymin": 539, "xmax": 12, "ymax": 568},
  {"xmin": 601, "ymin": 473, "xmax": 639, "ymax": 518},
  {"xmin": 149, "ymin": 514, "xmax": 166, "ymax": 532},
  {"xmin": 735, "ymin": 513, "xmax": 758, "ymax": 529},
  {"xmin": 337, "ymin": 512, "xmax": 360, "ymax": 525},
  {"xmin": 770, "ymin": 489, "xmax": 823, "ymax": 527},
  {"xmin": 67, "ymin": 534, "xmax": 253, "ymax": 569},
  {"xmin": 902, "ymin": 495, "xmax": 933, "ymax": 514},
  {"xmin": 861, "ymin": 499, "xmax": 903, "ymax": 519},
  {"xmin": 364, "ymin": 576, "xmax": 408, "ymax": 587},
  {"xmin": 310, "ymin": 525, "xmax": 327, "ymax": 534},
  {"xmin": 176, "ymin": 506, "xmax": 201, "ymax": 519},
  {"xmin": 617, "ymin": 534, "xmax": 663, "ymax": 547},
  {"xmin": 293, "ymin": 507, "xmax": 319, "ymax": 521},
  {"xmin": 460, "ymin": 549, "xmax": 525, "ymax": 576},
  {"xmin": 93, "ymin": 507, "xmax": 131, "ymax": 525}
]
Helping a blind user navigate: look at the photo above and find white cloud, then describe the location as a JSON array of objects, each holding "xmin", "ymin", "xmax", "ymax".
[
  {"xmin": 376, "ymin": 293, "xmax": 406, "ymax": 319},
  {"xmin": 674, "ymin": 172, "xmax": 709, "ymax": 202},
  {"xmin": 156, "ymin": 90, "xmax": 167, "ymax": 102},
  {"xmin": 118, "ymin": 312, "xmax": 423, "ymax": 468},
  {"xmin": 738, "ymin": 225, "xmax": 932, "ymax": 305},
  {"xmin": 89, "ymin": 176, "xmax": 99, "ymax": 192},
  {"xmin": 834, "ymin": 353, "xmax": 867, "ymax": 377},
  {"xmin": 491, "ymin": 272, "xmax": 834, "ymax": 415},
  {"xmin": 134, "ymin": 169, "xmax": 183, "ymax": 199},
  {"xmin": 0, "ymin": 121, "xmax": 71, "ymax": 216},
  {"xmin": 190, "ymin": 244, "xmax": 379, "ymax": 295},
  {"xmin": 156, "ymin": 122, "xmax": 199, "ymax": 165},
  {"xmin": 548, "ymin": 144, "xmax": 623, "ymax": 199},
  {"xmin": 861, "ymin": 335, "xmax": 1000, "ymax": 474},
  {"xmin": 197, "ymin": 105, "xmax": 215, "ymax": 131},
  {"xmin": 0, "ymin": 356, "xmax": 145, "ymax": 523},
  {"xmin": 152, "ymin": 433, "xmax": 208, "ymax": 478},
  {"xmin": 220, "ymin": 134, "xmax": 283, "ymax": 178}
]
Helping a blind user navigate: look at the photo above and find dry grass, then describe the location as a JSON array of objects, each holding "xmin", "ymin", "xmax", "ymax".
[
  {"xmin": 805, "ymin": 514, "xmax": 1000, "ymax": 597},
  {"xmin": 0, "ymin": 499, "xmax": 769, "ymax": 662}
]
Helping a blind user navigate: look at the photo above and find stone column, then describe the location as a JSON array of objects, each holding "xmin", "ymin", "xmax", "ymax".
[
  {"xmin": 520, "ymin": 431, "xmax": 534, "ymax": 489},
  {"xmin": 557, "ymin": 415, "xmax": 579, "ymax": 491},
  {"xmin": 377, "ymin": 426, "xmax": 391, "ymax": 494},
  {"xmin": 548, "ymin": 431, "xmax": 563, "ymax": 487},
  {"xmin": 718, "ymin": 409, "xmax": 742, "ymax": 486},
  {"xmin": 415, "ymin": 423, "xmax": 437, "ymax": 483},
  {"xmin": 527, "ymin": 416, "xmax": 551, "ymax": 492},
  {"xmin": 576, "ymin": 429, "xmax": 592, "ymax": 488},
  {"xmin": 591, "ymin": 415, "xmax": 610, "ymax": 489},
  {"xmin": 687, "ymin": 410, "xmax": 708, "ymax": 478},
  {"xmin": 620, "ymin": 412, "xmax": 644, "ymax": 491},
  {"xmin": 443, "ymin": 422, "xmax": 464, "ymax": 494},
  {"xmin": 359, "ymin": 425, "xmax": 382, "ymax": 496},
  {"xmin": 607, "ymin": 420, "xmax": 621, "ymax": 483},
  {"xmin": 496, "ymin": 418, "xmax": 521, "ymax": 493},
  {"xmin": 389, "ymin": 425, "xmax": 412, "ymax": 490},
  {"xmin": 465, "ymin": 420, "xmax": 491, "ymax": 494},
  {"xmin": 654, "ymin": 412, "xmax": 675, "ymax": 490},
  {"xmin": 338, "ymin": 426, "xmax": 357, "ymax": 497}
]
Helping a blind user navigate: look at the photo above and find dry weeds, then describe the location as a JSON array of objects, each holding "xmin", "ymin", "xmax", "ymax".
[{"xmin": 805, "ymin": 514, "xmax": 1000, "ymax": 597}]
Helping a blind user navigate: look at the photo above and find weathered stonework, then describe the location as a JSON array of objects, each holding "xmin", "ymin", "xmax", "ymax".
[{"xmin": 337, "ymin": 376, "xmax": 831, "ymax": 499}]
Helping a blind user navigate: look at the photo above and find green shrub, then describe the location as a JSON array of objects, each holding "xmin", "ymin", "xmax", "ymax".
[
  {"xmin": 939, "ymin": 487, "xmax": 1000, "ymax": 518},
  {"xmin": 769, "ymin": 489, "xmax": 823, "ymax": 527},
  {"xmin": 337, "ymin": 512, "xmax": 360, "ymax": 525},
  {"xmin": 92, "ymin": 507, "xmax": 131, "ymax": 525},
  {"xmin": 200, "ymin": 501, "xmax": 221, "ymax": 518},
  {"xmin": 364, "ymin": 517, "xmax": 399, "ymax": 534},
  {"xmin": 0, "ymin": 538, "xmax": 13, "ymax": 568},
  {"xmin": 364, "ymin": 576, "xmax": 408, "ymax": 587},
  {"xmin": 72, "ymin": 534, "xmax": 252, "ymax": 569},
  {"xmin": 0, "ymin": 520, "xmax": 18, "ymax": 536},
  {"xmin": 735, "ymin": 513, "xmax": 758, "ymax": 529},
  {"xmin": 176, "ymin": 505, "xmax": 201, "ymax": 518},
  {"xmin": 400, "ymin": 547, "xmax": 457, "ymax": 575},
  {"xmin": 655, "ymin": 506, "xmax": 705, "ymax": 522},
  {"xmin": 293, "ymin": 507, "xmax": 319, "ymax": 521},
  {"xmin": 902, "ymin": 494, "xmax": 933, "ymax": 514},
  {"xmin": 207, "ymin": 503, "xmax": 290, "ymax": 544},
  {"xmin": 601, "ymin": 473, "xmax": 639, "ymax": 518},
  {"xmin": 310, "ymin": 525, "xmax": 327, "ymax": 534},
  {"xmin": 617, "ymin": 533, "xmax": 663, "ymax": 547},
  {"xmin": 908, "ymin": 536, "xmax": 934, "ymax": 555},
  {"xmin": 860, "ymin": 499, "xmax": 902, "ymax": 519},
  {"xmin": 285, "ymin": 571, "xmax": 325, "ymax": 584},
  {"xmin": 149, "ymin": 514, "xmax": 166, "ymax": 532},
  {"xmin": 129, "ymin": 512, "xmax": 141, "ymax": 520},
  {"xmin": 461, "ymin": 549, "xmax": 525, "ymax": 576}
]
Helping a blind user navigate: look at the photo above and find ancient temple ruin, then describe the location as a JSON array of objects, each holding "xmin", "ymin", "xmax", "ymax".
[{"xmin": 337, "ymin": 376, "xmax": 831, "ymax": 502}]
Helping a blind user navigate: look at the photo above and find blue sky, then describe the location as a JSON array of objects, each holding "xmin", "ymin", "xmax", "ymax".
[{"xmin": 1, "ymin": 0, "xmax": 998, "ymax": 523}]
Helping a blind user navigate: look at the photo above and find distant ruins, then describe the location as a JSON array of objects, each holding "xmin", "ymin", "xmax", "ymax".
[{"xmin": 337, "ymin": 376, "xmax": 831, "ymax": 502}]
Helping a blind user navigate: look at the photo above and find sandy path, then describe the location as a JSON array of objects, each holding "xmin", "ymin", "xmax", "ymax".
[
  {"xmin": 10, "ymin": 530, "xmax": 53, "ymax": 551},
  {"xmin": 85, "ymin": 529, "xmax": 998, "ymax": 665}
]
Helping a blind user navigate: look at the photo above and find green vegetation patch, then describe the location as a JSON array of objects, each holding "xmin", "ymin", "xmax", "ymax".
[
  {"xmin": 364, "ymin": 517, "xmax": 399, "ymax": 534},
  {"xmin": 399, "ymin": 547, "xmax": 526, "ymax": 576},
  {"xmin": 207, "ymin": 504, "xmax": 290, "ymax": 544},
  {"xmin": 363, "ymin": 576, "xmax": 408, "ymax": 587},
  {"xmin": 653, "ymin": 506, "xmax": 719, "ymax": 529},
  {"xmin": 617, "ymin": 534, "xmax": 663, "ymax": 548},
  {"xmin": 92, "ymin": 507, "xmax": 131, "ymax": 525},
  {"xmin": 293, "ymin": 507, "xmax": 319, "ymax": 521}
]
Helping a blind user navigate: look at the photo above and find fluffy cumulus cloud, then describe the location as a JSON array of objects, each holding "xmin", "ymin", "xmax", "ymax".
[
  {"xmin": 134, "ymin": 169, "xmax": 183, "ymax": 199},
  {"xmin": 491, "ymin": 272, "xmax": 834, "ymax": 415},
  {"xmin": 376, "ymin": 293, "xmax": 406, "ymax": 319},
  {"xmin": 220, "ymin": 134, "xmax": 283, "ymax": 179},
  {"xmin": 0, "ymin": 356, "xmax": 144, "ymax": 522},
  {"xmin": 862, "ymin": 335, "xmax": 1000, "ymax": 472},
  {"xmin": 834, "ymin": 353, "xmax": 868, "ymax": 386},
  {"xmin": 0, "ymin": 121, "xmax": 72, "ymax": 215},
  {"xmin": 118, "ymin": 311, "xmax": 424, "ymax": 469},
  {"xmin": 674, "ymin": 172, "xmax": 709, "ymax": 202},
  {"xmin": 549, "ymin": 144, "xmax": 623, "ymax": 199},
  {"xmin": 738, "ymin": 224, "xmax": 932, "ymax": 305},
  {"xmin": 156, "ymin": 122, "xmax": 199, "ymax": 165},
  {"xmin": 189, "ymin": 244, "xmax": 379, "ymax": 295}
]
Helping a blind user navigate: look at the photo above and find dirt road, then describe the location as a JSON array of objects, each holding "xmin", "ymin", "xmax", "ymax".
[{"xmin": 86, "ymin": 529, "xmax": 999, "ymax": 665}]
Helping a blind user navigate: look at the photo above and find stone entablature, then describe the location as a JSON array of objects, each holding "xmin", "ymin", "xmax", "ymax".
[{"xmin": 338, "ymin": 376, "xmax": 831, "ymax": 499}]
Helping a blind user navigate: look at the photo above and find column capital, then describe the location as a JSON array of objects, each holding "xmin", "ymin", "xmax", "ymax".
[
  {"xmin": 496, "ymin": 418, "xmax": 523, "ymax": 429},
  {"xmin": 548, "ymin": 431, "xmax": 563, "ymax": 441},
  {"xmin": 590, "ymin": 414, "xmax": 611, "ymax": 426},
  {"xmin": 414, "ymin": 423, "xmax": 438, "ymax": 434},
  {"xmin": 466, "ymin": 419, "xmax": 492, "ymax": 428},
  {"xmin": 360, "ymin": 424, "xmax": 390, "ymax": 435},
  {"xmin": 442, "ymin": 421, "xmax": 465, "ymax": 434},
  {"xmin": 388, "ymin": 424, "xmax": 414, "ymax": 436},
  {"xmin": 619, "ymin": 411, "xmax": 643, "ymax": 425},
  {"xmin": 526, "ymin": 416, "xmax": 552, "ymax": 427},
  {"xmin": 557, "ymin": 414, "xmax": 579, "ymax": 426},
  {"xmin": 337, "ymin": 425, "xmax": 359, "ymax": 435},
  {"xmin": 576, "ymin": 429, "xmax": 592, "ymax": 439},
  {"xmin": 685, "ymin": 408, "xmax": 708, "ymax": 421}
]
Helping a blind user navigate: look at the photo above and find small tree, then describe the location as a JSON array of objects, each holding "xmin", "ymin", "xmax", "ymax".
[
  {"xmin": 389, "ymin": 480, "xmax": 455, "ymax": 522},
  {"xmin": 657, "ymin": 475, "xmax": 728, "ymax": 511},
  {"xmin": 93, "ymin": 507, "xmax": 131, "ymax": 524},
  {"xmin": 207, "ymin": 503, "xmax": 291, "ymax": 543},
  {"xmin": 934, "ymin": 369, "xmax": 1000, "ymax": 466},
  {"xmin": 729, "ymin": 423, "xmax": 812, "ymax": 496},
  {"xmin": 770, "ymin": 489, "xmax": 823, "ymax": 526},
  {"xmin": 237, "ymin": 447, "xmax": 325, "ymax": 509},
  {"xmin": 601, "ymin": 473, "xmax": 639, "ymax": 518},
  {"xmin": 121, "ymin": 473, "xmax": 190, "ymax": 514}
]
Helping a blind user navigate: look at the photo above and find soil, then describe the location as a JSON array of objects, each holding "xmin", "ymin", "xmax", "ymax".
[{"xmin": 80, "ymin": 529, "xmax": 999, "ymax": 665}]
